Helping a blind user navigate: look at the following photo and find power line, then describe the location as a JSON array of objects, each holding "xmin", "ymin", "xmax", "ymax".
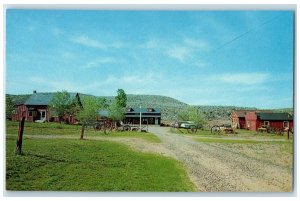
[{"xmin": 215, "ymin": 14, "xmax": 284, "ymax": 51}]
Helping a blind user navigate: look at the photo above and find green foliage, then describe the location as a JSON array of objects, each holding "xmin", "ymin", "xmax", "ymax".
[
  {"xmin": 6, "ymin": 137, "xmax": 195, "ymax": 191},
  {"xmin": 109, "ymin": 89, "xmax": 127, "ymax": 123},
  {"xmin": 48, "ymin": 90, "xmax": 73, "ymax": 122},
  {"xmin": 109, "ymin": 101, "xmax": 125, "ymax": 122},
  {"xmin": 6, "ymin": 94, "xmax": 31, "ymax": 105},
  {"xmin": 77, "ymin": 96, "xmax": 103, "ymax": 124},
  {"xmin": 115, "ymin": 89, "xmax": 127, "ymax": 108},
  {"xmin": 6, "ymin": 95, "xmax": 15, "ymax": 119},
  {"xmin": 178, "ymin": 106, "xmax": 206, "ymax": 128},
  {"xmin": 98, "ymin": 97, "xmax": 108, "ymax": 108}
]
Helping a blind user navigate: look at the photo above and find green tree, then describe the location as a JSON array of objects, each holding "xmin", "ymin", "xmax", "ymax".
[
  {"xmin": 98, "ymin": 97, "xmax": 108, "ymax": 109},
  {"xmin": 115, "ymin": 89, "xmax": 127, "ymax": 108},
  {"xmin": 109, "ymin": 101, "xmax": 125, "ymax": 129},
  {"xmin": 108, "ymin": 89, "xmax": 127, "ymax": 130},
  {"xmin": 77, "ymin": 96, "xmax": 104, "ymax": 139},
  {"xmin": 6, "ymin": 95, "xmax": 15, "ymax": 120},
  {"xmin": 178, "ymin": 106, "xmax": 206, "ymax": 129},
  {"xmin": 49, "ymin": 90, "xmax": 73, "ymax": 123}
]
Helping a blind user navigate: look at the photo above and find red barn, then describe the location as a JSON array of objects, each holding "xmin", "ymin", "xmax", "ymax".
[
  {"xmin": 245, "ymin": 112, "xmax": 293, "ymax": 131},
  {"xmin": 231, "ymin": 110, "xmax": 249, "ymax": 129},
  {"xmin": 11, "ymin": 92, "xmax": 82, "ymax": 124}
]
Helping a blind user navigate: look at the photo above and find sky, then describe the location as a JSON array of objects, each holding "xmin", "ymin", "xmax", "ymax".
[{"xmin": 5, "ymin": 10, "xmax": 294, "ymax": 109}]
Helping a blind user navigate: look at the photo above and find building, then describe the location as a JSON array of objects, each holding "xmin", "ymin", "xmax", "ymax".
[
  {"xmin": 231, "ymin": 109, "xmax": 272, "ymax": 129},
  {"xmin": 231, "ymin": 110, "xmax": 249, "ymax": 129},
  {"xmin": 124, "ymin": 107, "xmax": 161, "ymax": 125},
  {"xmin": 245, "ymin": 112, "xmax": 293, "ymax": 131},
  {"xmin": 11, "ymin": 91, "xmax": 81, "ymax": 124}
]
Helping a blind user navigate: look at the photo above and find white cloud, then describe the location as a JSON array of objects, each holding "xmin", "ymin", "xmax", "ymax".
[
  {"xmin": 71, "ymin": 35, "xmax": 125, "ymax": 49},
  {"xmin": 184, "ymin": 38, "xmax": 210, "ymax": 50},
  {"xmin": 71, "ymin": 35, "xmax": 106, "ymax": 48},
  {"xmin": 140, "ymin": 39, "xmax": 160, "ymax": 49},
  {"xmin": 216, "ymin": 73, "xmax": 270, "ymax": 85},
  {"xmin": 193, "ymin": 61, "xmax": 209, "ymax": 68},
  {"xmin": 84, "ymin": 58, "xmax": 116, "ymax": 69},
  {"xmin": 29, "ymin": 76, "xmax": 82, "ymax": 92},
  {"xmin": 111, "ymin": 41, "xmax": 124, "ymax": 49},
  {"xmin": 165, "ymin": 47, "xmax": 191, "ymax": 62}
]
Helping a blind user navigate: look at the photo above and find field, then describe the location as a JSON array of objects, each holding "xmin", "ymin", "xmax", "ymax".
[
  {"xmin": 5, "ymin": 121, "xmax": 195, "ymax": 191},
  {"xmin": 5, "ymin": 121, "xmax": 294, "ymax": 192}
]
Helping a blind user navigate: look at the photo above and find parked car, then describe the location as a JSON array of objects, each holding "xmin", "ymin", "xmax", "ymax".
[{"xmin": 179, "ymin": 121, "xmax": 197, "ymax": 129}]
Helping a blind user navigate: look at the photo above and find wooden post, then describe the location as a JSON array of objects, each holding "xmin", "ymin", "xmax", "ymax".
[
  {"xmin": 16, "ymin": 117, "xmax": 25, "ymax": 155},
  {"xmin": 80, "ymin": 124, "xmax": 85, "ymax": 139},
  {"xmin": 287, "ymin": 129, "xmax": 290, "ymax": 140}
]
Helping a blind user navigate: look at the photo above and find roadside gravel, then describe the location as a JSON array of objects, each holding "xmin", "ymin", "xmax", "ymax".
[{"xmin": 147, "ymin": 126, "xmax": 293, "ymax": 192}]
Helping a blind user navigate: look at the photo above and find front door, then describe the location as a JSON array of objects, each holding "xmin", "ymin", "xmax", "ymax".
[{"xmin": 40, "ymin": 110, "xmax": 46, "ymax": 120}]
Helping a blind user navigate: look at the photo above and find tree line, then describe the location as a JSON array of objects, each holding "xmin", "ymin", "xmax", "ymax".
[{"xmin": 47, "ymin": 89, "xmax": 127, "ymax": 139}]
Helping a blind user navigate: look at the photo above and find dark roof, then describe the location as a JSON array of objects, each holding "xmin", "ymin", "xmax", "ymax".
[
  {"xmin": 257, "ymin": 112, "xmax": 293, "ymax": 121},
  {"xmin": 24, "ymin": 92, "xmax": 79, "ymax": 106},
  {"xmin": 125, "ymin": 108, "xmax": 161, "ymax": 114}
]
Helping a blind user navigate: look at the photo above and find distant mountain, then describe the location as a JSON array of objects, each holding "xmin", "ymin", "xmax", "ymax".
[
  {"xmin": 195, "ymin": 105, "xmax": 257, "ymax": 121},
  {"xmin": 7, "ymin": 93, "xmax": 293, "ymax": 122},
  {"xmin": 99, "ymin": 94, "xmax": 188, "ymax": 121}
]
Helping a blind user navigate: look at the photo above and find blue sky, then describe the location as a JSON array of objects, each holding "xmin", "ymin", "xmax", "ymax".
[{"xmin": 6, "ymin": 10, "xmax": 294, "ymax": 109}]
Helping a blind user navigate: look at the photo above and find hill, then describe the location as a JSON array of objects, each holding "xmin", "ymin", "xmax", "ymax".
[{"xmin": 98, "ymin": 94, "xmax": 188, "ymax": 121}]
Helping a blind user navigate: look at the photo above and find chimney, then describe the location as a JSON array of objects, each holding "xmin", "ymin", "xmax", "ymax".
[{"xmin": 33, "ymin": 90, "xmax": 37, "ymax": 94}]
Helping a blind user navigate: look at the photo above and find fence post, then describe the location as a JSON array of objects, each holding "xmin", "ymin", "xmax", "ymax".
[
  {"xmin": 80, "ymin": 123, "xmax": 85, "ymax": 139},
  {"xmin": 287, "ymin": 129, "xmax": 290, "ymax": 140},
  {"xmin": 16, "ymin": 117, "xmax": 25, "ymax": 155}
]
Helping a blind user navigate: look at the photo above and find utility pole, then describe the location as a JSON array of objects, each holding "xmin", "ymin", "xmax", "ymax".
[{"xmin": 139, "ymin": 105, "xmax": 142, "ymax": 132}]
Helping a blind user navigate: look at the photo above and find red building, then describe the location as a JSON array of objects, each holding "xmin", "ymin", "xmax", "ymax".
[
  {"xmin": 11, "ymin": 92, "xmax": 82, "ymax": 124},
  {"xmin": 232, "ymin": 109, "xmax": 273, "ymax": 129},
  {"xmin": 245, "ymin": 112, "xmax": 293, "ymax": 131},
  {"xmin": 231, "ymin": 110, "xmax": 249, "ymax": 129}
]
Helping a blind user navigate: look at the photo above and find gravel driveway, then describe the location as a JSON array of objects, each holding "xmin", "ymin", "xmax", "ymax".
[{"xmin": 147, "ymin": 126, "xmax": 293, "ymax": 192}]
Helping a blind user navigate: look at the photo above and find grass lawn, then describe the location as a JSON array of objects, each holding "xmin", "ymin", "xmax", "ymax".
[
  {"xmin": 6, "ymin": 136, "xmax": 195, "ymax": 191},
  {"xmin": 6, "ymin": 121, "xmax": 161, "ymax": 143}
]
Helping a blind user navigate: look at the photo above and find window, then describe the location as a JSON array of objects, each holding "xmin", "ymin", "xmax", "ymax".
[
  {"xmin": 29, "ymin": 111, "xmax": 37, "ymax": 117},
  {"xmin": 246, "ymin": 121, "xmax": 250, "ymax": 128},
  {"xmin": 263, "ymin": 121, "xmax": 270, "ymax": 126},
  {"xmin": 283, "ymin": 121, "xmax": 289, "ymax": 128},
  {"xmin": 41, "ymin": 111, "xmax": 46, "ymax": 118},
  {"xmin": 127, "ymin": 108, "xmax": 133, "ymax": 112},
  {"xmin": 147, "ymin": 108, "xmax": 154, "ymax": 112}
]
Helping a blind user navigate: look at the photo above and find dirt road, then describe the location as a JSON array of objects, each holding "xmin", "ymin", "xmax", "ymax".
[{"xmin": 147, "ymin": 126, "xmax": 293, "ymax": 192}]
